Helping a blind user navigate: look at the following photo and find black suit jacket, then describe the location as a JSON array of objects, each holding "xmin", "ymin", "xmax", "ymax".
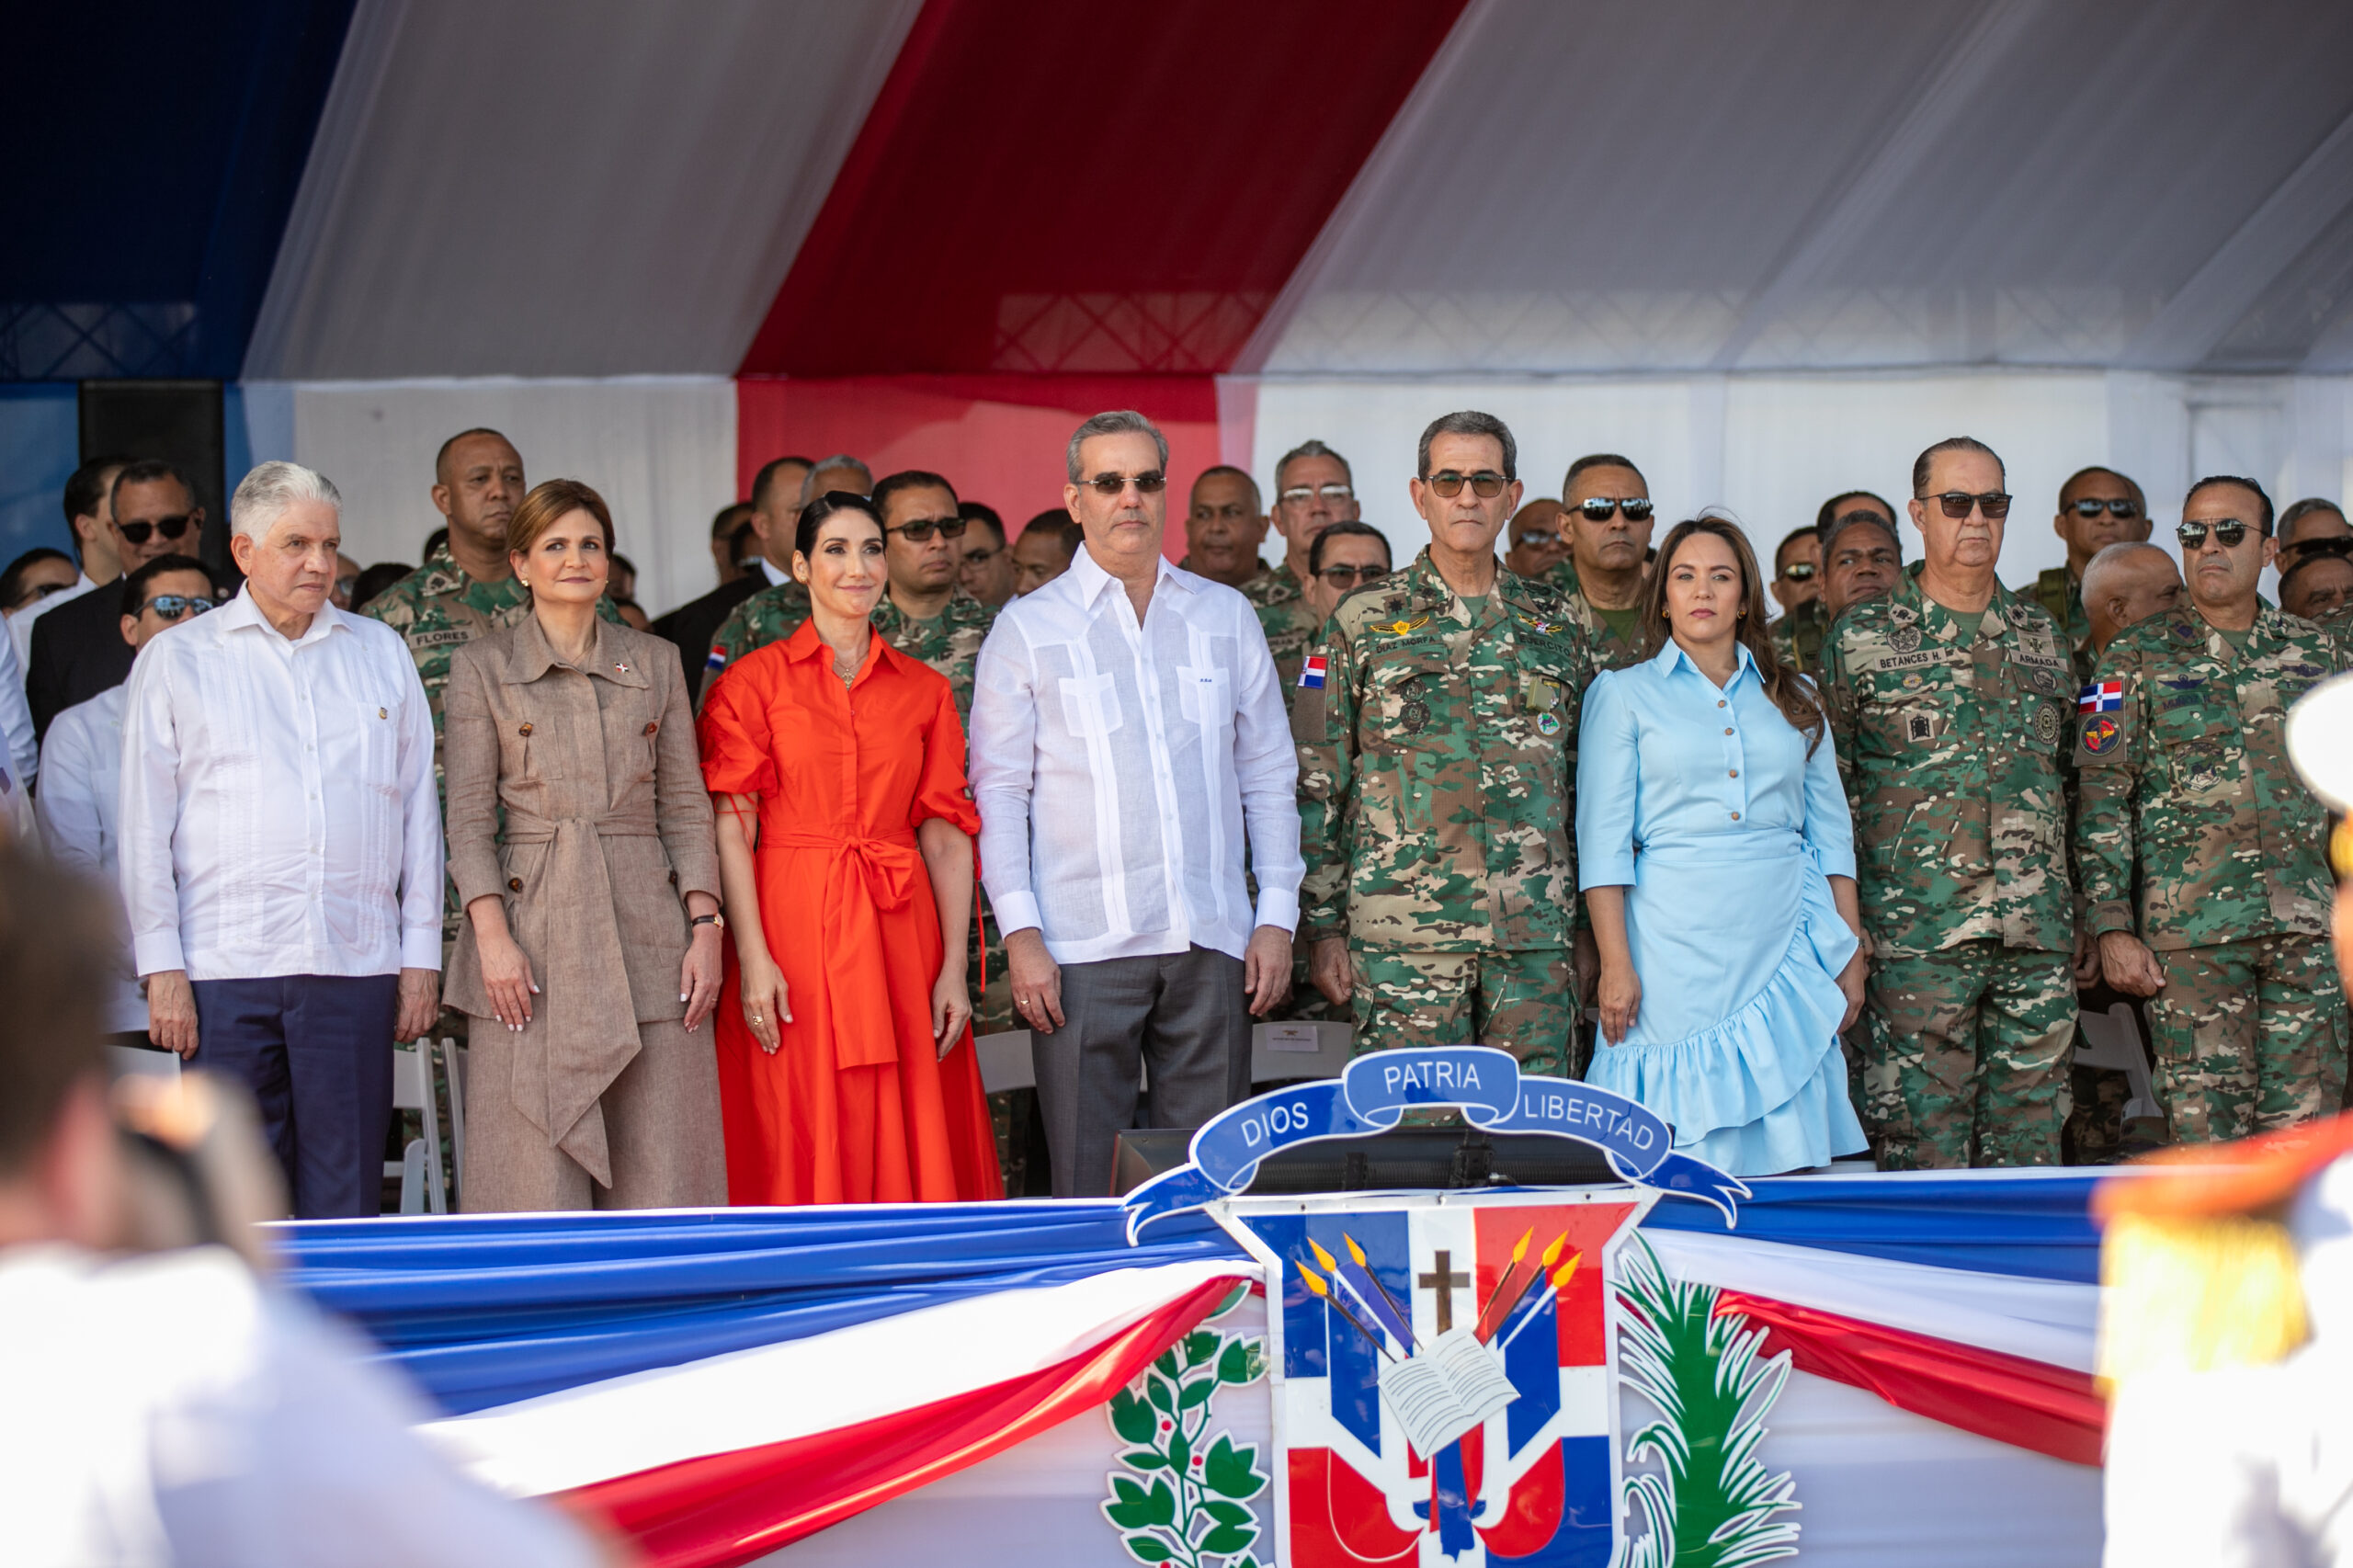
[
  {"xmin": 28, "ymin": 582, "xmax": 134, "ymax": 742},
  {"xmin": 653, "ymin": 574, "xmax": 766, "ymax": 702}
]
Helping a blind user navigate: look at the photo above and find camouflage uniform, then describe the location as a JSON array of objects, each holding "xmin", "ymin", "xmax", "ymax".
[
  {"xmin": 1295, "ymin": 550, "xmax": 1594, "ymax": 1074},
  {"xmin": 2073, "ymin": 605, "xmax": 2347, "ymax": 1142},
  {"xmin": 361, "ymin": 543, "xmax": 621, "ymax": 941},
  {"xmin": 1770, "ymin": 598, "xmax": 1830, "ymax": 675},
  {"xmin": 2033, "ymin": 565, "xmax": 2092, "ymax": 672},
  {"xmin": 1243, "ymin": 561, "xmax": 1303, "ymax": 609},
  {"xmin": 1256, "ymin": 592, "xmax": 1344, "ymax": 1023},
  {"xmin": 1559, "ymin": 585, "xmax": 1645, "ymax": 674},
  {"xmin": 1824, "ymin": 570, "xmax": 2079, "ymax": 1168},
  {"xmin": 2321, "ymin": 601, "xmax": 2353, "ymax": 661}
]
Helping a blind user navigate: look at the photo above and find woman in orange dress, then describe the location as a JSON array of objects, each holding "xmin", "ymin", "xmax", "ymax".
[{"xmin": 698, "ymin": 493, "xmax": 1003, "ymax": 1204}]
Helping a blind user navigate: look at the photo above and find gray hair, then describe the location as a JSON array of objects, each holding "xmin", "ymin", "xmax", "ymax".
[
  {"xmin": 2081, "ymin": 540, "xmax": 2175, "ymax": 608},
  {"xmin": 1275, "ymin": 437, "xmax": 1353, "ymax": 492},
  {"xmin": 1910, "ymin": 436, "xmax": 2004, "ymax": 498},
  {"xmin": 1066, "ymin": 411, "xmax": 1168, "ymax": 483},
  {"xmin": 1820, "ymin": 506, "xmax": 1903, "ymax": 562},
  {"xmin": 230, "ymin": 460, "xmax": 341, "ymax": 543},
  {"xmin": 1417, "ymin": 411, "xmax": 1517, "ymax": 482},
  {"xmin": 798, "ymin": 454, "xmax": 873, "ymax": 504}
]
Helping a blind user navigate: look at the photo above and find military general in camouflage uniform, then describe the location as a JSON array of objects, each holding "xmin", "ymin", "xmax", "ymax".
[
  {"xmin": 1824, "ymin": 437, "xmax": 2079, "ymax": 1168},
  {"xmin": 2075, "ymin": 474, "xmax": 2348, "ymax": 1144},
  {"xmin": 1297, "ymin": 412, "xmax": 1594, "ymax": 1073},
  {"xmin": 2035, "ymin": 467, "xmax": 2152, "ymax": 683},
  {"xmin": 1551, "ymin": 454, "xmax": 1654, "ymax": 675},
  {"xmin": 1245, "ymin": 439, "xmax": 1361, "ymax": 612},
  {"xmin": 362, "ymin": 428, "xmax": 621, "ymax": 943}
]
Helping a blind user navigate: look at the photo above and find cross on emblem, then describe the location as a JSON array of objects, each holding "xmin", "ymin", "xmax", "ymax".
[{"xmin": 1419, "ymin": 1250, "xmax": 1471, "ymax": 1333}]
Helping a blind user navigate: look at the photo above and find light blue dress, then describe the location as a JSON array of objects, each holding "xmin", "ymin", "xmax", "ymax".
[{"xmin": 1576, "ymin": 640, "xmax": 1867, "ymax": 1176}]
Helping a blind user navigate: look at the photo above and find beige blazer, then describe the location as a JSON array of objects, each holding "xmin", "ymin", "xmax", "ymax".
[{"xmin": 442, "ymin": 615, "xmax": 720, "ymax": 1183}]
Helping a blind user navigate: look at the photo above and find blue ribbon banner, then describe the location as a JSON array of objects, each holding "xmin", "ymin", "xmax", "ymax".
[{"xmin": 1121, "ymin": 1046, "xmax": 1750, "ymax": 1242}]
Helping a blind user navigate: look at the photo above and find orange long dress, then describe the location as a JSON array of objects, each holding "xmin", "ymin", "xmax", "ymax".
[{"xmin": 697, "ymin": 621, "xmax": 1004, "ymax": 1205}]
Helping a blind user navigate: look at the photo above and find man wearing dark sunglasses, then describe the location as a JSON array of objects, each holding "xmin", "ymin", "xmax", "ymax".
[
  {"xmin": 1824, "ymin": 436, "xmax": 2080, "ymax": 1170},
  {"xmin": 28, "ymin": 460, "xmax": 206, "ymax": 744},
  {"xmin": 37, "ymin": 553, "xmax": 221, "ymax": 1046},
  {"xmin": 1766, "ymin": 525, "xmax": 1824, "ymax": 673},
  {"xmin": 2276, "ymin": 497, "xmax": 2351, "ymax": 579},
  {"xmin": 2038, "ymin": 467, "xmax": 2151, "ymax": 679},
  {"xmin": 1295, "ymin": 410, "xmax": 1591, "ymax": 1073},
  {"xmin": 2075, "ymin": 474, "xmax": 2347, "ymax": 1147},
  {"xmin": 1555, "ymin": 453, "xmax": 1654, "ymax": 673},
  {"xmin": 1246, "ymin": 439, "xmax": 1361, "ymax": 611}
]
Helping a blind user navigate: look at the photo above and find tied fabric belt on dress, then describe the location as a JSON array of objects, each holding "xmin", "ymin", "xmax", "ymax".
[
  {"xmin": 502, "ymin": 808, "xmax": 661, "ymax": 1188},
  {"xmin": 768, "ymin": 830, "xmax": 922, "ymax": 1070}
]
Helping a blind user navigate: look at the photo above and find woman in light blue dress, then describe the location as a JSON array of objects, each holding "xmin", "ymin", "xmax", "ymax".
[{"xmin": 1577, "ymin": 517, "xmax": 1869, "ymax": 1176}]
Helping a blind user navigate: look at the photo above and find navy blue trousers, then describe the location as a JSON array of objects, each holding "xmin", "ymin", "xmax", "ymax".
[{"xmin": 190, "ymin": 974, "xmax": 399, "ymax": 1219}]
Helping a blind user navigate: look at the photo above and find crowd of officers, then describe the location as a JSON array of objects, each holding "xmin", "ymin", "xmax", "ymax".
[{"xmin": 358, "ymin": 425, "xmax": 2347, "ymax": 1173}]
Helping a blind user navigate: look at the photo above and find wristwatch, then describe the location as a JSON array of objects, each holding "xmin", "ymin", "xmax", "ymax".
[{"xmin": 692, "ymin": 912, "xmax": 725, "ymax": 931}]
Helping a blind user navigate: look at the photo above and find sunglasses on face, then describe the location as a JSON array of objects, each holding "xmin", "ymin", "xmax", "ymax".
[
  {"xmin": 2177, "ymin": 518, "xmax": 2255, "ymax": 550},
  {"xmin": 1575, "ymin": 496, "xmax": 1654, "ymax": 522},
  {"xmin": 1279, "ymin": 483, "xmax": 1355, "ymax": 506},
  {"xmin": 1427, "ymin": 471, "xmax": 1507, "ymax": 498},
  {"xmin": 1779, "ymin": 562, "xmax": 1818, "ymax": 582},
  {"xmin": 1316, "ymin": 564, "xmax": 1391, "ymax": 588},
  {"xmin": 1923, "ymin": 491, "xmax": 2012, "ymax": 519},
  {"xmin": 118, "ymin": 515, "xmax": 195, "ymax": 545},
  {"xmin": 887, "ymin": 517, "xmax": 968, "ymax": 542},
  {"xmin": 142, "ymin": 594, "xmax": 212, "ymax": 621},
  {"xmin": 1514, "ymin": 529, "xmax": 1562, "ymax": 548},
  {"xmin": 1084, "ymin": 472, "xmax": 1168, "ymax": 495},
  {"xmin": 2071, "ymin": 496, "xmax": 2141, "ymax": 518}
]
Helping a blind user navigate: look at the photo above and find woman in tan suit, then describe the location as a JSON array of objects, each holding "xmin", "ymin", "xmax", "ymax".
[{"xmin": 443, "ymin": 478, "xmax": 726, "ymax": 1210}]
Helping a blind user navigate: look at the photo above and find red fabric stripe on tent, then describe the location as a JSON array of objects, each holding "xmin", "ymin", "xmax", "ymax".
[
  {"xmin": 735, "ymin": 372, "xmax": 1222, "ymax": 550},
  {"xmin": 562, "ymin": 1274, "xmax": 1243, "ymax": 1568},
  {"xmin": 739, "ymin": 0, "xmax": 1469, "ymax": 377},
  {"xmin": 1714, "ymin": 1289, "xmax": 2106, "ymax": 1467}
]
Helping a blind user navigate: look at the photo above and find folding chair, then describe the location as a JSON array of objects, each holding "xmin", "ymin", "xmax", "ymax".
[{"xmin": 386, "ymin": 1040, "xmax": 448, "ymax": 1214}]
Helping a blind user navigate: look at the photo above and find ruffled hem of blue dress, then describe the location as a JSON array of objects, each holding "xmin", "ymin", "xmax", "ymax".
[{"xmin": 1586, "ymin": 875, "xmax": 1866, "ymax": 1177}]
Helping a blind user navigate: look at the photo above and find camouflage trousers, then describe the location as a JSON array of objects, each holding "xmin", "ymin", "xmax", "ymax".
[
  {"xmin": 2146, "ymin": 935, "xmax": 2348, "ymax": 1145},
  {"xmin": 1865, "ymin": 942, "xmax": 2074, "ymax": 1169},
  {"xmin": 1348, "ymin": 947, "xmax": 1574, "ymax": 1077}
]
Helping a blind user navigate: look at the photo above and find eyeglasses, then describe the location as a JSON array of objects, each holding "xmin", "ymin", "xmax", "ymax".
[
  {"xmin": 1427, "ymin": 471, "xmax": 1506, "ymax": 498},
  {"xmin": 117, "ymin": 515, "xmax": 195, "ymax": 545},
  {"xmin": 1279, "ymin": 483, "xmax": 1355, "ymax": 506},
  {"xmin": 2177, "ymin": 518, "xmax": 2254, "ymax": 550},
  {"xmin": 1778, "ymin": 562, "xmax": 1818, "ymax": 582},
  {"xmin": 2071, "ymin": 497, "xmax": 2141, "ymax": 518},
  {"xmin": 1316, "ymin": 564, "xmax": 1391, "ymax": 588},
  {"xmin": 26, "ymin": 581, "xmax": 72, "ymax": 601},
  {"xmin": 1575, "ymin": 496, "xmax": 1654, "ymax": 522},
  {"xmin": 1513, "ymin": 529, "xmax": 1562, "ymax": 548},
  {"xmin": 1084, "ymin": 472, "xmax": 1168, "ymax": 495},
  {"xmin": 1922, "ymin": 491, "xmax": 2012, "ymax": 519},
  {"xmin": 961, "ymin": 544, "xmax": 1000, "ymax": 564},
  {"xmin": 142, "ymin": 594, "xmax": 212, "ymax": 621},
  {"xmin": 887, "ymin": 517, "xmax": 968, "ymax": 542}
]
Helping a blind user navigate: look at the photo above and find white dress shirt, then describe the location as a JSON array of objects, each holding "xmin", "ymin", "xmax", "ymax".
[
  {"xmin": 11, "ymin": 569, "xmax": 97, "ymax": 674},
  {"xmin": 0, "ymin": 607, "xmax": 40, "ymax": 790},
  {"xmin": 118, "ymin": 588, "xmax": 442, "ymax": 982},
  {"xmin": 756, "ymin": 556, "xmax": 789, "ymax": 586},
  {"xmin": 970, "ymin": 546, "xmax": 1301, "ymax": 965},
  {"xmin": 38, "ymin": 686, "xmax": 145, "ymax": 1032},
  {"xmin": 0, "ymin": 1244, "xmax": 597, "ymax": 1568}
]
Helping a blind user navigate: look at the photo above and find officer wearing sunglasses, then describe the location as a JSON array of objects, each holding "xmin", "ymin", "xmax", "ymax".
[
  {"xmin": 2037, "ymin": 467, "xmax": 2152, "ymax": 679},
  {"xmin": 2074, "ymin": 473, "xmax": 2349, "ymax": 1147},
  {"xmin": 28, "ymin": 460, "xmax": 207, "ymax": 744},
  {"xmin": 1823, "ymin": 436, "xmax": 2081, "ymax": 1171},
  {"xmin": 1556, "ymin": 452, "xmax": 1656, "ymax": 674}
]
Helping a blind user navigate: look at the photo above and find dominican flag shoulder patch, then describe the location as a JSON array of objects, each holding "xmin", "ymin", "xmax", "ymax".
[
  {"xmin": 706, "ymin": 648, "xmax": 728, "ymax": 671},
  {"xmin": 1298, "ymin": 654, "xmax": 1328, "ymax": 689},
  {"xmin": 2076, "ymin": 679, "xmax": 2122, "ymax": 713}
]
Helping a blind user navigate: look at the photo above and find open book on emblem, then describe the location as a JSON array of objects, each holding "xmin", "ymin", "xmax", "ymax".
[{"xmin": 1376, "ymin": 1326, "xmax": 1518, "ymax": 1456}]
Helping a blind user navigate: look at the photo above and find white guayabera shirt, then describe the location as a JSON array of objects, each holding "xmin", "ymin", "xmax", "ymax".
[
  {"xmin": 118, "ymin": 587, "xmax": 443, "ymax": 983},
  {"xmin": 970, "ymin": 546, "xmax": 1302, "ymax": 966}
]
